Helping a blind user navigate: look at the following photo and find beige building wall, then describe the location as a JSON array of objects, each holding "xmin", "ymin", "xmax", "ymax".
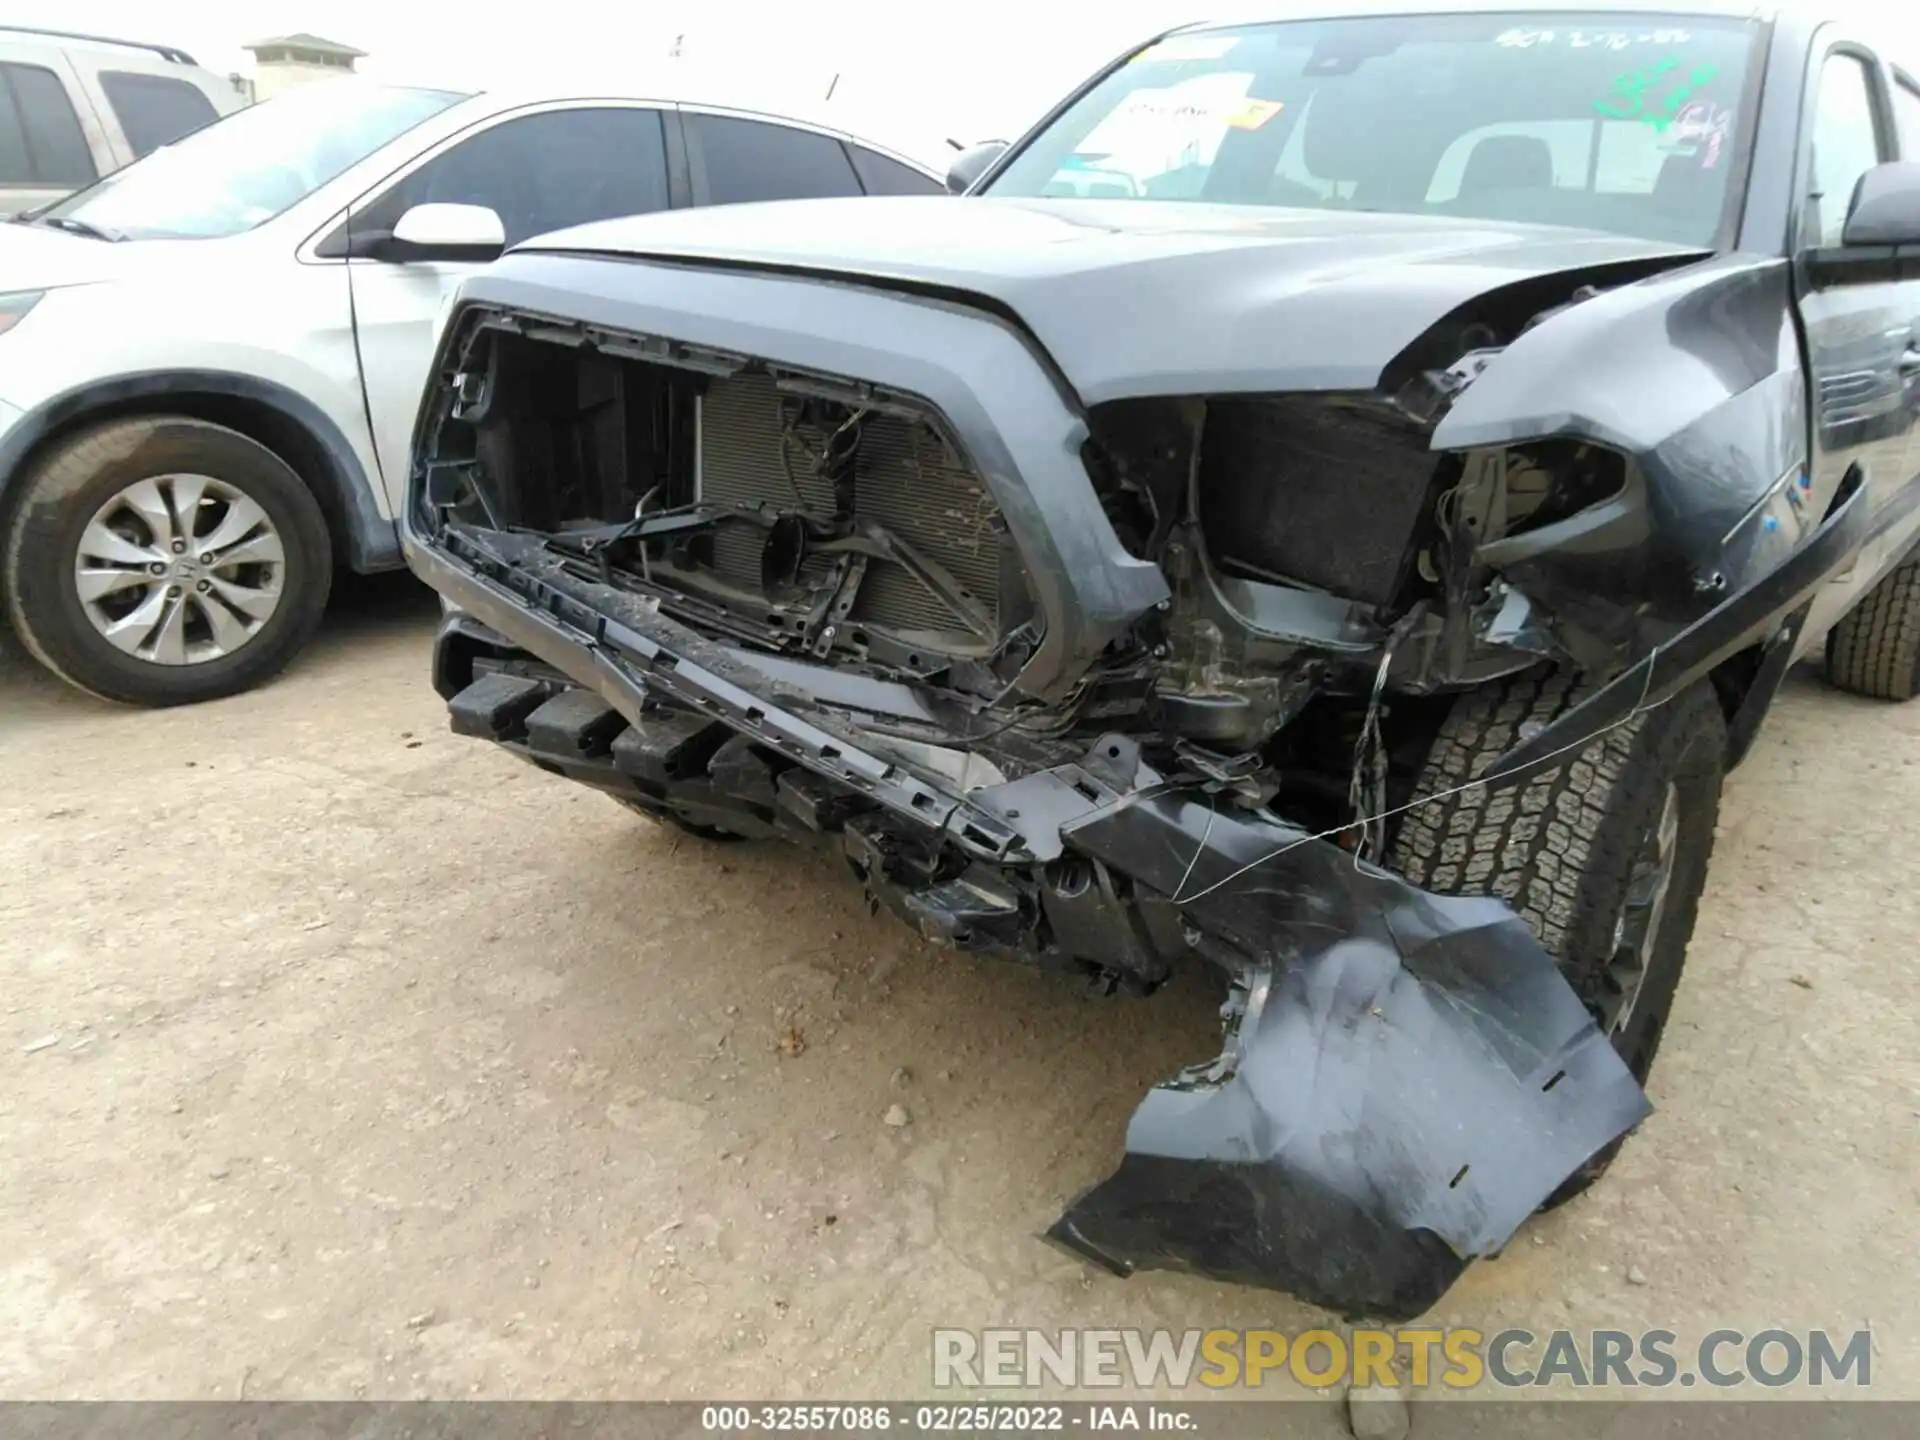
[
  {"xmin": 243, "ymin": 36, "xmax": 365, "ymax": 101},
  {"xmin": 252, "ymin": 61, "xmax": 353, "ymax": 100}
]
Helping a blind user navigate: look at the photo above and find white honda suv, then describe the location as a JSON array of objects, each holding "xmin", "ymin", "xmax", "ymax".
[{"xmin": 0, "ymin": 78, "xmax": 940, "ymax": 705}]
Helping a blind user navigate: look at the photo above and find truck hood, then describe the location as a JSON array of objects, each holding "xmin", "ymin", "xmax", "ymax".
[{"xmin": 523, "ymin": 196, "xmax": 1710, "ymax": 404}]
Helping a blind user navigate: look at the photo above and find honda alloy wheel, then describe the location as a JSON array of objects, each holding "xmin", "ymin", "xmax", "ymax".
[
  {"xmin": 73, "ymin": 473, "xmax": 286, "ymax": 666},
  {"xmin": 5, "ymin": 417, "xmax": 332, "ymax": 706}
]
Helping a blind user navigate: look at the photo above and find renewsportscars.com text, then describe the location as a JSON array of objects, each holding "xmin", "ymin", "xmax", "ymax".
[{"xmin": 931, "ymin": 1327, "xmax": 1874, "ymax": 1390}]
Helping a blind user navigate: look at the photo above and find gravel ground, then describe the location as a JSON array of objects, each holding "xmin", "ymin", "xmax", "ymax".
[{"xmin": 2, "ymin": 576, "xmax": 1915, "ymax": 1416}]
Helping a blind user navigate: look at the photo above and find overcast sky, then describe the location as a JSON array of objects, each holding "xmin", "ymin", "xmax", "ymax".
[{"xmin": 18, "ymin": 2, "xmax": 1920, "ymax": 167}]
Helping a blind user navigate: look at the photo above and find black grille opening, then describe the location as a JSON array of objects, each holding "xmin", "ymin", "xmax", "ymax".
[
  {"xmin": 427, "ymin": 317, "xmax": 1027, "ymax": 661},
  {"xmin": 698, "ymin": 372, "xmax": 1013, "ymax": 648}
]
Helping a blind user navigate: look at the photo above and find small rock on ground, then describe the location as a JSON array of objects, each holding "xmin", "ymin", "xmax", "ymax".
[
  {"xmin": 883, "ymin": 1104, "xmax": 910, "ymax": 1128},
  {"xmin": 1346, "ymin": 1384, "xmax": 1409, "ymax": 1440}
]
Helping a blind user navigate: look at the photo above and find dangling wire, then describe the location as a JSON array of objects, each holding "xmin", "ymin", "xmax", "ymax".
[
  {"xmin": 1169, "ymin": 792, "xmax": 1220, "ymax": 906},
  {"xmin": 1169, "ymin": 659, "xmax": 1666, "ymax": 907},
  {"xmin": 777, "ymin": 408, "xmax": 814, "ymax": 510},
  {"xmin": 778, "ymin": 402, "xmax": 868, "ymax": 513},
  {"xmin": 1345, "ymin": 612, "xmax": 1417, "ymax": 865}
]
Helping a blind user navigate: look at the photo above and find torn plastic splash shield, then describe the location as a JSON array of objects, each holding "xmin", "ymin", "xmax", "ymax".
[{"xmin": 1049, "ymin": 790, "xmax": 1652, "ymax": 1321}]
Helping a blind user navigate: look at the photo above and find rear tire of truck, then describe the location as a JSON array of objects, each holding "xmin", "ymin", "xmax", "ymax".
[
  {"xmin": 4, "ymin": 417, "xmax": 332, "ymax": 707},
  {"xmin": 1824, "ymin": 557, "xmax": 1920, "ymax": 700},
  {"xmin": 1388, "ymin": 669, "xmax": 1727, "ymax": 1200}
]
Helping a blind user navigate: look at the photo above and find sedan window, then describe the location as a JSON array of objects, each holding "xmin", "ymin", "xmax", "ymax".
[
  {"xmin": 847, "ymin": 144, "xmax": 942, "ymax": 195},
  {"xmin": 41, "ymin": 82, "xmax": 463, "ymax": 239},
  {"xmin": 0, "ymin": 61, "xmax": 96, "ymax": 187},
  {"xmin": 101, "ymin": 71, "xmax": 219, "ymax": 157},
  {"xmin": 689, "ymin": 114, "xmax": 862, "ymax": 204},
  {"xmin": 364, "ymin": 106, "xmax": 671, "ymax": 245}
]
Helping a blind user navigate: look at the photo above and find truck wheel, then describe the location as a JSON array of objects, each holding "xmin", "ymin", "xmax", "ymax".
[
  {"xmin": 1824, "ymin": 557, "xmax": 1920, "ymax": 699},
  {"xmin": 1388, "ymin": 669, "xmax": 1727, "ymax": 1196},
  {"xmin": 4, "ymin": 417, "xmax": 331, "ymax": 707}
]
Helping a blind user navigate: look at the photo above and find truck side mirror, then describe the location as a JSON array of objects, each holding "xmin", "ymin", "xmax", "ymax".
[
  {"xmin": 1841, "ymin": 161, "xmax": 1920, "ymax": 248},
  {"xmin": 946, "ymin": 141, "xmax": 1008, "ymax": 195}
]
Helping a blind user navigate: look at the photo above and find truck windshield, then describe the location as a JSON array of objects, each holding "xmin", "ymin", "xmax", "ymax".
[
  {"xmin": 984, "ymin": 14, "xmax": 1760, "ymax": 247},
  {"xmin": 40, "ymin": 82, "xmax": 467, "ymax": 241}
]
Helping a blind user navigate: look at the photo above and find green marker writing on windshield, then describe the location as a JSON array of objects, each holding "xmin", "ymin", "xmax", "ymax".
[{"xmin": 1594, "ymin": 55, "xmax": 1720, "ymax": 129}]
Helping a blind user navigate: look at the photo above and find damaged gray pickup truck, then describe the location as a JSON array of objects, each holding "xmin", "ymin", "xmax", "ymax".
[{"xmin": 403, "ymin": 2, "xmax": 1920, "ymax": 1319}]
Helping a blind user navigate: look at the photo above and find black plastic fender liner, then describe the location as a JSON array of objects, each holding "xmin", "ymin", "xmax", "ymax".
[{"xmin": 1049, "ymin": 790, "xmax": 1652, "ymax": 1321}]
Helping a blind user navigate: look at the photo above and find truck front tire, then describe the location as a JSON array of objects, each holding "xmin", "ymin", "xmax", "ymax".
[{"xmin": 1389, "ymin": 669, "xmax": 1727, "ymax": 1195}]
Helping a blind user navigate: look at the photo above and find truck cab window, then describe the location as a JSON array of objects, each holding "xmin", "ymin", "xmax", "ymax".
[
  {"xmin": 1893, "ymin": 77, "xmax": 1920, "ymax": 160},
  {"xmin": 1808, "ymin": 54, "xmax": 1885, "ymax": 246}
]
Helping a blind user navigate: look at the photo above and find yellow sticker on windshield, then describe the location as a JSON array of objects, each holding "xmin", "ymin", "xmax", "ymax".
[{"xmin": 1226, "ymin": 98, "xmax": 1284, "ymax": 130}]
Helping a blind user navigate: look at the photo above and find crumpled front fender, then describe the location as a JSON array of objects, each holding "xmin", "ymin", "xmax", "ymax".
[{"xmin": 1048, "ymin": 790, "xmax": 1651, "ymax": 1321}]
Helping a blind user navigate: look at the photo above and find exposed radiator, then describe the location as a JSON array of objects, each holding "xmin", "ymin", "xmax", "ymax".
[{"xmin": 696, "ymin": 372, "xmax": 1006, "ymax": 640}]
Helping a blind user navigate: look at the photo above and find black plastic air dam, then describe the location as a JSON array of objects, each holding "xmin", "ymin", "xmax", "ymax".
[{"xmin": 1048, "ymin": 790, "xmax": 1652, "ymax": 1322}]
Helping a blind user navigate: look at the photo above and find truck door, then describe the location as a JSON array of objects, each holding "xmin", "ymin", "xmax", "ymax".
[
  {"xmin": 1791, "ymin": 43, "xmax": 1920, "ymax": 647},
  {"xmin": 1888, "ymin": 70, "xmax": 1920, "ymax": 526}
]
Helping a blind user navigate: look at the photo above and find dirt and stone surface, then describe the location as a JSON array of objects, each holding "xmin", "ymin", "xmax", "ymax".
[{"xmin": 3, "ymin": 577, "xmax": 1916, "ymax": 1417}]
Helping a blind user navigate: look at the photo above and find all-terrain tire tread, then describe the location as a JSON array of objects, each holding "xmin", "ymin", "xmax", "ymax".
[
  {"xmin": 1391, "ymin": 671, "xmax": 1726, "ymax": 1198},
  {"xmin": 1388, "ymin": 669, "xmax": 1641, "ymax": 961},
  {"xmin": 1825, "ymin": 558, "xmax": 1920, "ymax": 701}
]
